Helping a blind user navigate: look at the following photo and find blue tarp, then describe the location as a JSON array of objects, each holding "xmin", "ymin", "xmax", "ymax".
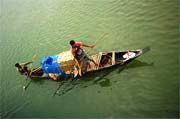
[{"xmin": 41, "ymin": 55, "xmax": 65, "ymax": 76}]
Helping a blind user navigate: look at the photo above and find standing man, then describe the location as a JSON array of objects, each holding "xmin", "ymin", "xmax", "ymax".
[
  {"xmin": 69, "ymin": 40, "xmax": 94, "ymax": 60},
  {"xmin": 69, "ymin": 40, "xmax": 97, "ymax": 73}
]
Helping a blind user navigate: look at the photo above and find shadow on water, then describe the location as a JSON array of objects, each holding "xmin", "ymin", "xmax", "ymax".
[
  {"xmin": 125, "ymin": 60, "xmax": 154, "ymax": 69},
  {"xmin": 22, "ymin": 77, "xmax": 46, "ymax": 91},
  {"xmin": 54, "ymin": 60, "xmax": 154, "ymax": 96}
]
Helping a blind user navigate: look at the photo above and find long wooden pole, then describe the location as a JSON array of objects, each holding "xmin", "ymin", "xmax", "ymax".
[
  {"xmin": 23, "ymin": 54, "xmax": 36, "ymax": 90},
  {"xmin": 87, "ymin": 33, "xmax": 109, "ymax": 54}
]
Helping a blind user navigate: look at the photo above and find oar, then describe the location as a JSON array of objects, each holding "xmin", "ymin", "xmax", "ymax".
[
  {"xmin": 23, "ymin": 54, "xmax": 36, "ymax": 90},
  {"xmin": 94, "ymin": 33, "xmax": 109, "ymax": 47},
  {"xmin": 74, "ymin": 58, "xmax": 82, "ymax": 76},
  {"xmin": 53, "ymin": 77, "xmax": 76, "ymax": 96},
  {"xmin": 86, "ymin": 33, "xmax": 109, "ymax": 54},
  {"xmin": 52, "ymin": 81, "xmax": 64, "ymax": 97}
]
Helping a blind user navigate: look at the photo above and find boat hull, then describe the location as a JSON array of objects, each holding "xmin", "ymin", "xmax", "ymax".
[{"xmin": 29, "ymin": 47, "xmax": 150, "ymax": 80}]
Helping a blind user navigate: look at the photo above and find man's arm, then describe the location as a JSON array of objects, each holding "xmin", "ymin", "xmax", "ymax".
[
  {"xmin": 82, "ymin": 43, "xmax": 94, "ymax": 48},
  {"xmin": 75, "ymin": 41, "xmax": 94, "ymax": 48},
  {"xmin": 21, "ymin": 61, "xmax": 33, "ymax": 66}
]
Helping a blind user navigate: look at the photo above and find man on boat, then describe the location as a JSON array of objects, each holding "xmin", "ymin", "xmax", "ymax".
[
  {"xmin": 15, "ymin": 62, "xmax": 33, "ymax": 76},
  {"xmin": 69, "ymin": 40, "xmax": 97, "ymax": 73}
]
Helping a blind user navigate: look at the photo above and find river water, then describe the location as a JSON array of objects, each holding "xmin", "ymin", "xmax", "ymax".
[{"xmin": 0, "ymin": 0, "xmax": 179, "ymax": 118}]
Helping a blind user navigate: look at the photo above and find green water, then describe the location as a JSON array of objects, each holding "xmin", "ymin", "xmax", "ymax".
[{"xmin": 0, "ymin": 0, "xmax": 179, "ymax": 118}]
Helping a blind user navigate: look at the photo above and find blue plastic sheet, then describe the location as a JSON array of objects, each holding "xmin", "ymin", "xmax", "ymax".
[{"xmin": 41, "ymin": 55, "xmax": 65, "ymax": 77}]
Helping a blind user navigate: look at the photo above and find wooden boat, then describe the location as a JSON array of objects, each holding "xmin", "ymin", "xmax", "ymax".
[{"xmin": 27, "ymin": 47, "xmax": 150, "ymax": 80}]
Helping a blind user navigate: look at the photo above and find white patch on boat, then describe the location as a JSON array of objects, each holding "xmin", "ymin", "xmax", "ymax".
[{"xmin": 123, "ymin": 52, "xmax": 136, "ymax": 59}]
